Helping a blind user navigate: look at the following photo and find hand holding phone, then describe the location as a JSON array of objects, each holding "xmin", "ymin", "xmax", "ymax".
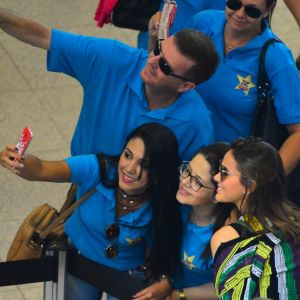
[
  {"xmin": 15, "ymin": 127, "xmax": 33, "ymax": 156},
  {"xmin": 158, "ymin": 0, "xmax": 177, "ymax": 41}
]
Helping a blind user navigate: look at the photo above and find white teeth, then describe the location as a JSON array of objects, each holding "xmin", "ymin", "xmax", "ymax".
[{"xmin": 124, "ymin": 174, "xmax": 137, "ymax": 181}]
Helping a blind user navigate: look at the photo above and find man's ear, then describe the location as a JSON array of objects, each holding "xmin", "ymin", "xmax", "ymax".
[{"xmin": 177, "ymin": 81, "xmax": 196, "ymax": 93}]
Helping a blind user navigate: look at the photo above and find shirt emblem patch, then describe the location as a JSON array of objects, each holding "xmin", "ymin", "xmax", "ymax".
[
  {"xmin": 235, "ymin": 74, "xmax": 256, "ymax": 96},
  {"xmin": 183, "ymin": 251, "xmax": 197, "ymax": 270},
  {"xmin": 126, "ymin": 237, "xmax": 142, "ymax": 245}
]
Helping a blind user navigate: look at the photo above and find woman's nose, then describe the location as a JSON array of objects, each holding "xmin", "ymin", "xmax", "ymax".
[
  {"xmin": 181, "ymin": 175, "xmax": 191, "ymax": 188},
  {"xmin": 126, "ymin": 161, "xmax": 138, "ymax": 174},
  {"xmin": 214, "ymin": 172, "xmax": 221, "ymax": 183}
]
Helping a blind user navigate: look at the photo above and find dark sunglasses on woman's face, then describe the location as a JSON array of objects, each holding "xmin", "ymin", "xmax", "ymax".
[
  {"xmin": 226, "ymin": 0, "xmax": 263, "ymax": 19},
  {"xmin": 153, "ymin": 40, "xmax": 195, "ymax": 83}
]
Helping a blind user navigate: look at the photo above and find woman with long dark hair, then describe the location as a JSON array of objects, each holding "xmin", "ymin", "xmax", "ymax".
[
  {"xmin": 0, "ymin": 123, "xmax": 182, "ymax": 300},
  {"xmin": 211, "ymin": 137, "xmax": 300, "ymax": 299}
]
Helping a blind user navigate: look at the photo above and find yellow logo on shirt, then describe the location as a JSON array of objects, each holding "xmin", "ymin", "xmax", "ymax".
[
  {"xmin": 183, "ymin": 251, "xmax": 197, "ymax": 270},
  {"xmin": 126, "ymin": 237, "xmax": 142, "ymax": 245},
  {"xmin": 235, "ymin": 74, "xmax": 256, "ymax": 96}
]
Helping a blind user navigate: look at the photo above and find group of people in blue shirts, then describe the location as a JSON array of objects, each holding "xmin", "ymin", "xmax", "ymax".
[{"xmin": 0, "ymin": 0, "xmax": 300, "ymax": 299}]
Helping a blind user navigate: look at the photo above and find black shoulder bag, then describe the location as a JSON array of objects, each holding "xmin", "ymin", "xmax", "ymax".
[
  {"xmin": 112, "ymin": 0, "xmax": 161, "ymax": 31},
  {"xmin": 251, "ymin": 38, "xmax": 300, "ymax": 206}
]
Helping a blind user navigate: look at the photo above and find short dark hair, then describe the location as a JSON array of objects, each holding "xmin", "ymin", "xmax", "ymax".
[{"xmin": 174, "ymin": 29, "xmax": 219, "ymax": 84}]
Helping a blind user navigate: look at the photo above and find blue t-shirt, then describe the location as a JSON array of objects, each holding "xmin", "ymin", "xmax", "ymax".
[
  {"xmin": 172, "ymin": 205, "xmax": 214, "ymax": 289},
  {"xmin": 64, "ymin": 154, "xmax": 152, "ymax": 270},
  {"xmin": 138, "ymin": 0, "xmax": 225, "ymax": 49},
  {"xmin": 48, "ymin": 30, "xmax": 213, "ymax": 160},
  {"xmin": 188, "ymin": 10, "xmax": 300, "ymax": 142}
]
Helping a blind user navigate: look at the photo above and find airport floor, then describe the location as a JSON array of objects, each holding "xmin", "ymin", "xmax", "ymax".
[{"xmin": 0, "ymin": 1, "xmax": 299, "ymax": 299}]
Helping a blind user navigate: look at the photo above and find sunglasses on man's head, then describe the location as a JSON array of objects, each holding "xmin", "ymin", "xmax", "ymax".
[
  {"xmin": 153, "ymin": 40, "xmax": 195, "ymax": 83},
  {"xmin": 226, "ymin": 0, "xmax": 263, "ymax": 19}
]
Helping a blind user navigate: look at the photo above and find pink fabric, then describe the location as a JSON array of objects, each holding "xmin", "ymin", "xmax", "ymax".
[{"xmin": 94, "ymin": 0, "xmax": 119, "ymax": 27}]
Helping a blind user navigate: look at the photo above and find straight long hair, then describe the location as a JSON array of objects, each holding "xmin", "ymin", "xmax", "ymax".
[{"xmin": 99, "ymin": 123, "xmax": 182, "ymax": 278}]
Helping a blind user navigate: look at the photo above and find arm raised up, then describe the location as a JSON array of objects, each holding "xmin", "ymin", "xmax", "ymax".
[
  {"xmin": 0, "ymin": 144, "xmax": 70, "ymax": 182},
  {"xmin": 0, "ymin": 7, "xmax": 51, "ymax": 49}
]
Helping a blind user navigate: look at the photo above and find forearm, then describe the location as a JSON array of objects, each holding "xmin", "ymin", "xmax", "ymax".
[
  {"xmin": 167, "ymin": 283, "xmax": 217, "ymax": 300},
  {"xmin": 183, "ymin": 283, "xmax": 217, "ymax": 300},
  {"xmin": 0, "ymin": 7, "xmax": 51, "ymax": 49},
  {"xmin": 279, "ymin": 125, "xmax": 300, "ymax": 174},
  {"xmin": 0, "ymin": 144, "xmax": 70, "ymax": 182},
  {"xmin": 283, "ymin": 0, "xmax": 300, "ymax": 26},
  {"xmin": 20, "ymin": 155, "xmax": 70, "ymax": 182}
]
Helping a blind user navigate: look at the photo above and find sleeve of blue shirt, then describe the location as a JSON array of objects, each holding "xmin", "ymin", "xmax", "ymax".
[
  {"xmin": 64, "ymin": 154, "xmax": 100, "ymax": 194},
  {"xmin": 265, "ymin": 44, "xmax": 300, "ymax": 125},
  {"xmin": 187, "ymin": 11, "xmax": 215, "ymax": 36},
  {"xmin": 47, "ymin": 29, "xmax": 145, "ymax": 89}
]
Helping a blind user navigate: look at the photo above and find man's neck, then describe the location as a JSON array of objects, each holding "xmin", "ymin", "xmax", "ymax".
[{"xmin": 145, "ymin": 84, "xmax": 180, "ymax": 110}]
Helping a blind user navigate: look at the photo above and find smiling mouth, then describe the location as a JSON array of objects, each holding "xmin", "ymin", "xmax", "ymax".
[
  {"xmin": 179, "ymin": 185, "xmax": 190, "ymax": 196},
  {"xmin": 122, "ymin": 173, "xmax": 138, "ymax": 184}
]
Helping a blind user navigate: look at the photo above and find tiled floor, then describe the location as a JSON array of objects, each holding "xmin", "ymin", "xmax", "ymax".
[{"xmin": 0, "ymin": 1, "xmax": 299, "ymax": 299}]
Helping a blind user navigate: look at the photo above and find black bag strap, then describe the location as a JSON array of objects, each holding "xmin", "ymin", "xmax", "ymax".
[
  {"xmin": 256, "ymin": 37, "xmax": 282, "ymax": 105},
  {"xmin": 251, "ymin": 38, "xmax": 283, "ymax": 135}
]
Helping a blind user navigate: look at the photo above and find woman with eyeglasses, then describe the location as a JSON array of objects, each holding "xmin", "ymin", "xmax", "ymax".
[
  {"xmin": 211, "ymin": 137, "xmax": 300, "ymax": 299},
  {"xmin": 184, "ymin": 0, "xmax": 300, "ymax": 205},
  {"xmin": 133, "ymin": 143, "xmax": 235, "ymax": 300},
  {"xmin": 0, "ymin": 123, "xmax": 182, "ymax": 300}
]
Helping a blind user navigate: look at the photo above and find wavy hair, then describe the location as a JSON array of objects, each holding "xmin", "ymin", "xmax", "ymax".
[{"xmin": 230, "ymin": 137, "xmax": 300, "ymax": 242}]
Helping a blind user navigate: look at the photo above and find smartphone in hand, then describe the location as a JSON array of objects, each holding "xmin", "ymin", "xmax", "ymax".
[
  {"xmin": 15, "ymin": 127, "xmax": 33, "ymax": 156},
  {"xmin": 158, "ymin": 0, "xmax": 177, "ymax": 41}
]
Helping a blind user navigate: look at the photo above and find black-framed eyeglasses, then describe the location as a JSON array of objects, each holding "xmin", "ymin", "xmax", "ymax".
[
  {"xmin": 104, "ymin": 224, "xmax": 120, "ymax": 259},
  {"xmin": 179, "ymin": 161, "xmax": 215, "ymax": 192},
  {"xmin": 226, "ymin": 0, "xmax": 263, "ymax": 19},
  {"xmin": 153, "ymin": 40, "xmax": 195, "ymax": 83}
]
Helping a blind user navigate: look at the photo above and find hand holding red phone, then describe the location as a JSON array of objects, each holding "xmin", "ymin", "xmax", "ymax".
[
  {"xmin": 14, "ymin": 127, "xmax": 33, "ymax": 156},
  {"xmin": 0, "ymin": 127, "xmax": 33, "ymax": 174}
]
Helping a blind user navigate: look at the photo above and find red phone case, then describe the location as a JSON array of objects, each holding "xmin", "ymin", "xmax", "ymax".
[{"xmin": 15, "ymin": 127, "xmax": 33, "ymax": 155}]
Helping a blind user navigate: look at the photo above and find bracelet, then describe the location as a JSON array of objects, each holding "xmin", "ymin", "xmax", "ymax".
[
  {"xmin": 158, "ymin": 274, "xmax": 173, "ymax": 285},
  {"xmin": 175, "ymin": 289, "xmax": 187, "ymax": 300}
]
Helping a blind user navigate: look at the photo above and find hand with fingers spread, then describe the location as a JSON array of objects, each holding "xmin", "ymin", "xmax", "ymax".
[{"xmin": 133, "ymin": 277, "xmax": 171, "ymax": 300}]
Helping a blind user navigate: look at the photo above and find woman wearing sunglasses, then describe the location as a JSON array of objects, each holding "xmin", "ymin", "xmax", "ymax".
[
  {"xmin": 0, "ymin": 123, "xmax": 182, "ymax": 300},
  {"xmin": 185, "ymin": 0, "xmax": 300, "ymax": 204},
  {"xmin": 133, "ymin": 143, "xmax": 235, "ymax": 300},
  {"xmin": 211, "ymin": 137, "xmax": 300, "ymax": 299}
]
